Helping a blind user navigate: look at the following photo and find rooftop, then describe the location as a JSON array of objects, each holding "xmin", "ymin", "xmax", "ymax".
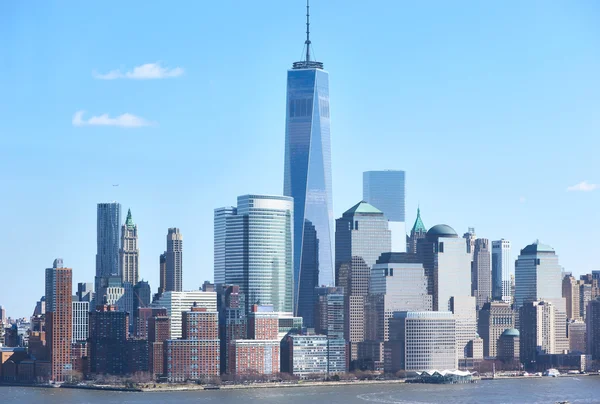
[
  {"xmin": 520, "ymin": 240, "xmax": 555, "ymax": 255},
  {"xmin": 426, "ymin": 224, "xmax": 458, "ymax": 241},
  {"xmin": 411, "ymin": 207, "xmax": 427, "ymax": 234},
  {"xmin": 343, "ymin": 201, "xmax": 383, "ymax": 216}
]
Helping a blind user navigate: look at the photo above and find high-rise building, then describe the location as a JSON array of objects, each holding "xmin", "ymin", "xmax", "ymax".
[
  {"xmin": 497, "ymin": 329, "xmax": 520, "ymax": 364},
  {"xmin": 158, "ymin": 252, "xmax": 167, "ymax": 297},
  {"xmin": 314, "ymin": 286, "xmax": 347, "ymax": 373},
  {"xmin": 76, "ymin": 283, "xmax": 94, "ymax": 303},
  {"xmin": 217, "ymin": 285, "xmax": 247, "ymax": 374},
  {"xmin": 478, "ymin": 301, "xmax": 514, "ymax": 358},
  {"xmin": 562, "ymin": 275, "xmax": 581, "ymax": 320},
  {"xmin": 132, "ymin": 280, "xmax": 151, "ymax": 334},
  {"xmin": 166, "ymin": 228, "xmax": 183, "ymax": 292},
  {"xmin": 213, "ymin": 207, "xmax": 235, "ymax": 287},
  {"xmin": 215, "ymin": 195, "xmax": 294, "ymax": 313},
  {"xmin": 335, "ymin": 201, "xmax": 391, "ymax": 361},
  {"xmin": 386, "ymin": 311, "xmax": 457, "ymax": 373},
  {"xmin": 152, "ymin": 291, "xmax": 217, "ymax": 339},
  {"xmin": 417, "ymin": 225, "xmax": 471, "ymax": 311},
  {"xmin": 95, "ymin": 202, "xmax": 121, "ymax": 298},
  {"xmin": 0, "ymin": 305, "xmax": 6, "ymax": 326},
  {"xmin": 407, "ymin": 208, "xmax": 427, "ymax": 254},
  {"xmin": 567, "ymin": 320, "xmax": 586, "ymax": 354},
  {"xmin": 283, "ymin": 3, "xmax": 333, "ymax": 304},
  {"xmin": 463, "ymin": 228, "xmax": 476, "ymax": 262},
  {"xmin": 298, "ymin": 220, "xmax": 319, "ymax": 327},
  {"xmin": 492, "ymin": 239, "xmax": 511, "ymax": 303},
  {"xmin": 248, "ymin": 305, "xmax": 279, "ymax": 340},
  {"xmin": 283, "ymin": 333, "xmax": 328, "ymax": 378},
  {"xmin": 363, "ymin": 170, "xmax": 406, "ymax": 253},
  {"xmin": 89, "ymin": 305, "xmax": 129, "ymax": 375},
  {"xmin": 519, "ymin": 300, "xmax": 558, "ymax": 368},
  {"xmin": 587, "ymin": 297, "xmax": 600, "ymax": 360},
  {"xmin": 119, "ymin": 209, "xmax": 139, "ymax": 285},
  {"xmin": 450, "ymin": 296, "xmax": 478, "ymax": 360},
  {"xmin": 45, "ymin": 259, "xmax": 72, "ymax": 382},
  {"xmin": 229, "ymin": 340, "xmax": 280, "ymax": 376},
  {"xmin": 72, "ymin": 301, "xmax": 89, "ymax": 343},
  {"xmin": 367, "ymin": 253, "xmax": 432, "ymax": 342},
  {"xmin": 147, "ymin": 309, "xmax": 170, "ymax": 377},
  {"xmin": 472, "ymin": 238, "xmax": 492, "ymax": 310},
  {"xmin": 514, "ymin": 241, "xmax": 568, "ymax": 352}
]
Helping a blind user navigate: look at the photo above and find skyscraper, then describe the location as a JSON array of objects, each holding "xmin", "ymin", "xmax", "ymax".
[
  {"xmin": 407, "ymin": 207, "xmax": 427, "ymax": 254},
  {"xmin": 166, "ymin": 228, "xmax": 183, "ymax": 292},
  {"xmin": 519, "ymin": 300, "xmax": 557, "ymax": 368},
  {"xmin": 96, "ymin": 202, "xmax": 121, "ymax": 297},
  {"xmin": 363, "ymin": 170, "xmax": 406, "ymax": 252},
  {"xmin": 587, "ymin": 297, "xmax": 600, "ymax": 360},
  {"xmin": 478, "ymin": 301, "xmax": 514, "ymax": 358},
  {"xmin": 492, "ymin": 239, "xmax": 511, "ymax": 303},
  {"xmin": 283, "ymin": 3, "xmax": 333, "ymax": 310},
  {"xmin": 417, "ymin": 225, "xmax": 471, "ymax": 311},
  {"xmin": 335, "ymin": 201, "xmax": 391, "ymax": 361},
  {"xmin": 472, "ymin": 238, "xmax": 492, "ymax": 310},
  {"xmin": 562, "ymin": 275, "xmax": 581, "ymax": 320},
  {"xmin": 45, "ymin": 259, "xmax": 72, "ymax": 382},
  {"xmin": 119, "ymin": 209, "xmax": 139, "ymax": 285},
  {"xmin": 214, "ymin": 195, "xmax": 294, "ymax": 313}
]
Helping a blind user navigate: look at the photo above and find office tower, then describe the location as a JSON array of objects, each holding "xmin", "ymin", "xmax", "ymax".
[
  {"xmin": 119, "ymin": 209, "xmax": 139, "ymax": 285},
  {"xmin": 450, "ymin": 296, "xmax": 478, "ymax": 360},
  {"xmin": 463, "ymin": 228, "xmax": 476, "ymax": 261},
  {"xmin": 478, "ymin": 301, "xmax": 514, "ymax": 358},
  {"xmin": 386, "ymin": 311, "xmax": 457, "ymax": 372},
  {"xmin": 283, "ymin": 3, "xmax": 333, "ymax": 304},
  {"xmin": 152, "ymin": 290, "xmax": 217, "ymax": 339},
  {"xmin": 567, "ymin": 320, "xmax": 586, "ymax": 353},
  {"xmin": 45, "ymin": 259, "xmax": 72, "ymax": 382},
  {"xmin": 89, "ymin": 305, "xmax": 128, "ymax": 375},
  {"xmin": 215, "ymin": 195, "xmax": 294, "ymax": 313},
  {"xmin": 213, "ymin": 207, "xmax": 235, "ymax": 287},
  {"xmin": 497, "ymin": 329, "xmax": 520, "ymax": 364},
  {"xmin": 417, "ymin": 225, "xmax": 471, "ymax": 311},
  {"xmin": 283, "ymin": 333, "xmax": 328, "ymax": 377},
  {"xmin": 164, "ymin": 305, "xmax": 220, "ymax": 382},
  {"xmin": 96, "ymin": 202, "xmax": 121, "ymax": 297},
  {"xmin": 0, "ymin": 305, "xmax": 5, "ymax": 326},
  {"xmin": 72, "ymin": 301, "xmax": 89, "ymax": 343},
  {"xmin": 166, "ymin": 228, "xmax": 183, "ymax": 292},
  {"xmin": 147, "ymin": 308, "xmax": 170, "ymax": 377},
  {"xmin": 314, "ymin": 286, "xmax": 344, "ymax": 339},
  {"xmin": 158, "ymin": 253, "xmax": 167, "ymax": 297},
  {"xmin": 217, "ymin": 285, "xmax": 247, "ymax": 374},
  {"xmin": 587, "ymin": 297, "xmax": 600, "ymax": 360},
  {"xmin": 363, "ymin": 170, "xmax": 406, "ymax": 252},
  {"xmin": 514, "ymin": 241, "xmax": 568, "ymax": 352},
  {"xmin": 335, "ymin": 201, "xmax": 391, "ymax": 361},
  {"xmin": 76, "ymin": 283, "xmax": 94, "ymax": 303},
  {"xmin": 407, "ymin": 208, "xmax": 427, "ymax": 254},
  {"xmin": 492, "ymin": 239, "xmax": 511, "ymax": 303},
  {"xmin": 472, "ymin": 238, "xmax": 492, "ymax": 310},
  {"xmin": 298, "ymin": 220, "xmax": 319, "ymax": 327},
  {"xmin": 562, "ymin": 275, "xmax": 581, "ymax": 320},
  {"xmin": 519, "ymin": 300, "xmax": 557, "ymax": 368},
  {"xmin": 579, "ymin": 277, "xmax": 599, "ymax": 319},
  {"xmin": 368, "ymin": 253, "xmax": 432, "ymax": 342}
]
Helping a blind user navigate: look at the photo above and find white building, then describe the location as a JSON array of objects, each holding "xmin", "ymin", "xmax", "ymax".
[
  {"xmin": 286, "ymin": 334, "xmax": 328, "ymax": 378},
  {"xmin": 152, "ymin": 291, "xmax": 217, "ymax": 339},
  {"xmin": 386, "ymin": 311, "xmax": 457, "ymax": 372},
  {"xmin": 450, "ymin": 296, "xmax": 477, "ymax": 360},
  {"xmin": 492, "ymin": 239, "xmax": 512, "ymax": 303},
  {"xmin": 72, "ymin": 301, "xmax": 89, "ymax": 343}
]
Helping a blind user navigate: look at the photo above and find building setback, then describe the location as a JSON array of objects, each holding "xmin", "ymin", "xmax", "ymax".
[{"xmin": 45, "ymin": 259, "xmax": 72, "ymax": 382}]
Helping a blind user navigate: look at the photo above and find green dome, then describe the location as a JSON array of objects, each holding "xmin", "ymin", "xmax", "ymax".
[
  {"xmin": 501, "ymin": 328, "xmax": 520, "ymax": 338},
  {"xmin": 521, "ymin": 240, "xmax": 554, "ymax": 255},
  {"xmin": 426, "ymin": 224, "xmax": 458, "ymax": 241}
]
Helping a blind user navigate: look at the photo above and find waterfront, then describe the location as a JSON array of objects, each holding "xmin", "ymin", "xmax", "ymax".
[{"xmin": 2, "ymin": 377, "xmax": 600, "ymax": 403}]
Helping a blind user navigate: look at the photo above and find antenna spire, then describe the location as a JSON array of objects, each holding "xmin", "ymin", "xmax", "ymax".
[{"xmin": 305, "ymin": 0, "xmax": 311, "ymax": 62}]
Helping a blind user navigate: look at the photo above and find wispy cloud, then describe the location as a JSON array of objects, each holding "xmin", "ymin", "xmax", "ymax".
[
  {"xmin": 72, "ymin": 111, "xmax": 154, "ymax": 128},
  {"xmin": 93, "ymin": 62, "xmax": 184, "ymax": 80},
  {"xmin": 566, "ymin": 181, "xmax": 598, "ymax": 192}
]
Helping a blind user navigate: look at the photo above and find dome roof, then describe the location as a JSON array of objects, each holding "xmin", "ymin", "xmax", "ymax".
[
  {"xmin": 426, "ymin": 224, "xmax": 458, "ymax": 241},
  {"xmin": 501, "ymin": 328, "xmax": 520, "ymax": 338}
]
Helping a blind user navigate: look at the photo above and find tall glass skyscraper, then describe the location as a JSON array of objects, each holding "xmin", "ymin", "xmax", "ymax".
[
  {"xmin": 492, "ymin": 239, "xmax": 512, "ymax": 304},
  {"xmin": 214, "ymin": 195, "xmax": 294, "ymax": 313},
  {"xmin": 363, "ymin": 170, "xmax": 406, "ymax": 252},
  {"xmin": 283, "ymin": 4, "xmax": 333, "ymax": 312},
  {"xmin": 96, "ymin": 202, "xmax": 121, "ymax": 297}
]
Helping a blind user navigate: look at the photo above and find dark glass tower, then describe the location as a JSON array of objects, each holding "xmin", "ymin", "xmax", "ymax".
[
  {"xmin": 297, "ymin": 219, "xmax": 319, "ymax": 327},
  {"xmin": 284, "ymin": 1, "xmax": 333, "ymax": 314}
]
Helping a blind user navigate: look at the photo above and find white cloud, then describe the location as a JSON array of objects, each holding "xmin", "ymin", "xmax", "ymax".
[
  {"xmin": 93, "ymin": 62, "xmax": 184, "ymax": 80},
  {"xmin": 567, "ymin": 181, "xmax": 599, "ymax": 192},
  {"xmin": 72, "ymin": 111, "xmax": 154, "ymax": 128}
]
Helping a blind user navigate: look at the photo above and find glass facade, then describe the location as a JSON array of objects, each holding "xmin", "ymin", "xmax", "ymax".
[
  {"xmin": 96, "ymin": 202, "xmax": 121, "ymax": 284},
  {"xmin": 284, "ymin": 66, "xmax": 333, "ymax": 311},
  {"xmin": 492, "ymin": 239, "xmax": 512, "ymax": 303},
  {"xmin": 297, "ymin": 219, "xmax": 319, "ymax": 327},
  {"xmin": 215, "ymin": 195, "xmax": 294, "ymax": 313}
]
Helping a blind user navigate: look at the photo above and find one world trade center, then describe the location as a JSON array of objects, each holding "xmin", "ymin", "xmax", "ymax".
[{"xmin": 283, "ymin": 1, "xmax": 333, "ymax": 325}]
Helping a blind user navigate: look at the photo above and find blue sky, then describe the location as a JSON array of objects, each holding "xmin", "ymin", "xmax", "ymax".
[{"xmin": 1, "ymin": 1, "xmax": 599, "ymax": 318}]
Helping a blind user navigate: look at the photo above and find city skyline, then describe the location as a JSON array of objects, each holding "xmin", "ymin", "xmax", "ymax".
[{"xmin": 2, "ymin": 1, "xmax": 600, "ymax": 318}]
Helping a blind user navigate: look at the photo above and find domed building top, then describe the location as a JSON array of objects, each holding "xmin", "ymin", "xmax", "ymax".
[
  {"xmin": 501, "ymin": 328, "xmax": 520, "ymax": 338},
  {"xmin": 520, "ymin": 240, "xmax": 555, "ymax": 255},
  {"xmin": 426, "ymin": 224, "xmax": 458, "ymax": 242}
]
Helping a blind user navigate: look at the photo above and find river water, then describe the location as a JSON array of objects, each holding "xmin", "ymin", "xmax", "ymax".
[{"xmin": 2, "ymin": 377, "xmax": 600, "ymax": 403}]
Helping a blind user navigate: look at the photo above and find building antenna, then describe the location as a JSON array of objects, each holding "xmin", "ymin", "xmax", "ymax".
[{"xmin": 305, "ymin": 0, "xmax": 311, "ymax": 62}]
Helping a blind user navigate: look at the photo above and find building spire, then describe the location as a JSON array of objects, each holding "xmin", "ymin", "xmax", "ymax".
[
  {"xmin": 411, "ymin": 206, "xmax": 427, "ymax": 234},
  {"xmin": 125, "ymin": 208, "xmax": 135, "ymax": 229},
  {"xmin": 305, "ymin": 0, "xmax": 311, "ymax": 62}
]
